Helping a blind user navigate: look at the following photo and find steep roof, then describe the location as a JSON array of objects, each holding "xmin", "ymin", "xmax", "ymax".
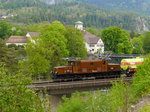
[
  {"xmin": 27, "ymin": 32, "xmax": 40, "ymax": 37},
  {"xmin": 84, "ymin": 31, "xmax": 100, "ymax": 44},
  {"xmin": 5, "ymin": 36, "xmax": 27, "ymax": 43}
]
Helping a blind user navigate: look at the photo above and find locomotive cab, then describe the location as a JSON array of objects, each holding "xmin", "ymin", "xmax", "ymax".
[{"xmin": 54, "ymin": 66, "xmax": 73, "ymax": 75}]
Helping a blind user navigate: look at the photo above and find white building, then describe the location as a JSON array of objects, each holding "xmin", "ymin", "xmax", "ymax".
[
  {"xmin": 26, "ymin": 32, "xmax": 40, "ymax": 43},
  {"xmin": 75, "ymin": 21, "xmax": 104, "ymax": 54},
  {"xmin": 84, "ymin": 31, "xmax": 104, "ymax": 54},
  {"xmin": 5, "ymin": 32, "xmax": 40, "ymax": 45},
  {"xmin": 75, "ymin": 21, "xmax": 84, "ymax": 31}
]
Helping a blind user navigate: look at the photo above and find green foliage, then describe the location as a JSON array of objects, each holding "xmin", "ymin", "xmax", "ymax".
[
  {"xmin": 138, "ymin": 104, "xmax": 150, "ymax": 112},
  {"xmin": 1, "ymin": 0, "xmax": 48, "ymax": 9},
  {"xmin": 129, "ymin": 31, "xmax": 141, "ymax": 38},
  {"xmin": 25, "ymin": 22, "xmax": 51, "ymax": 33},
  {"xmin": 132, "ymin": 35, "xmax": 144, "ymax": 54},
  {"xmin": 102, "ymin": 26, "xmax": 133, "ymax": 54},
  {"xmin": 0, "ymin": 39, "xmax": 19, "ymax": 73},
  {"xmin": 0, "ymin": 21, "xmax": 12, "ymax": 39},
  {"xmin": 77, "ymin": 0, "xmax": 150, "ymax": 15},
  {"xmin": 132, "ymin": 54, "xmax": 150, "ymax": 98},
  {"xmin": 1, "ymin": 1, "xmax": 148, "ymax": 31},
  {"xmin": 11, "ymin": 24, "xmax": 27, "ymax": 36},
  {"xmin": 58, "ymin": 80, "xmax": 132, "ymax": 112},
  {"xmin": 65, "ymin": 27, "xmax": 87, "ymax": 58},
  {"xmin": 109, "ymin": 81, "xmax": 132, "ymax": 112},
  {"xmin": 58, "ymin": 93, "xmax": 86, "ymax": 112},
  {"xmin": 143, "ymin": 32, "xmax": 150, "ymax": 53},
  {"xmin": 22, "ymin": 21, "xmax": 70, "ymax": 79},
  {"xmin": 41, "ymin": 21, "xmax": 69, "ymax": 57},
  {"xmin": 0, "ymin": 66, "xmax": 47, "ymax": 112},
  {"xmin": 86, "ymin": 27, "xmax": 101, "ymax": 37},
  {"xmin": 84, "ymin": 91, "xmax": 112, "ymax": 112},
  {"xmin": 7, "ymin": 44, "xmax": 26, "ymax": 58},
  {"xmin": 0, "ymin": 21, "xmax": 26, "ymax": 39},
  {"xmin": 21, "ymin": 40, "xmax": 53, "ymax": 78}
]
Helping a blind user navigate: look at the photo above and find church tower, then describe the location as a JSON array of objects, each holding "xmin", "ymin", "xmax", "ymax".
[{"xmin": 75, "ymin": 21, "xmax": 83, "ymax": 31}]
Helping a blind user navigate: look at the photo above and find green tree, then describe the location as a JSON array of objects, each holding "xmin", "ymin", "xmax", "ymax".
[
  {"xmin": 0, "ymin": 66, "xmax": 48, "ymax": 112},
  {"xmin": 0, "ymin": 21, "xmax": 12, "ymax": 39},
  {"xmin": 25, "ymin": 22, "xmax": 51, "ymax": 33},
  {"xmin": 58, "ymin": 93, "xmax": 86, "ymax": 112},
  {"xmin": 22, "ymin": 21, "xmax": 69, "ymax": 79},
  {"xmin": 11, "ymin": 24, "xmax": 27, "ymax": 36},
  {"xmin": 58, "ymin": 80, "xmax": 132, "ymax": 112},
  {"xmin": 101, "ymin": 26, "xmax": 133, "ymax": 54},
  {"xmin": 129, "ymin": 31, "xmax": 141, "ymax": 38},
  {"xmin": 86, "ymin": 27, "xmax": 101, "ymax": 37},
  {"xmin": 143, "ymin": 32, "xmax": 150, "ymax": 53},
  {"xmin": 65, "ymin": 27, "xmax": 87, "ymax": 58},
  {"xmin": 41, "ymin": 21, "xmax": 69, "ymax": 57},
  {"xmin": 109, "ymin": 81, "xmax": 132, "ymax": 112},
  {"xmin": 132, "ymin": 35, "xmax": 144, "ymax": 54},
  {"xmin": 132, "ymin": 54, "xmax": 150, "ymax": 98},
  {"xmin": 0, "ymin": 39, "xmax": 18, "ymax": 73},
  {"xmin": 21, "ymin": 40, "xmax": 53, "ymax": 79}
]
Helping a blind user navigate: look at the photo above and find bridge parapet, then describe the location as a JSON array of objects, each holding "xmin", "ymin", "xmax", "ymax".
[{"xmin": 30, "ymin": 78, "xmax": 132, "ymax": 95}]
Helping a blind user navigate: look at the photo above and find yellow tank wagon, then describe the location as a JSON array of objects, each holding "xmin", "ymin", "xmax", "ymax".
[{"xmin": 121, "ymin": 57, "xmax": 144, "ymax": 76}]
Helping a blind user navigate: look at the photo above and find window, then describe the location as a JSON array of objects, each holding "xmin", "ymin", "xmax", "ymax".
[
  {"xmin": 90, "ymin": 62, "xmax": 94, "ymax": 66},
  {"xmin": 68, "ymin": 62, "xmax": 73, "ymax": 66},
  {"xmin": 77, "ymin": 62, "xmax": 80, "ymax": 66},
  {"xmin": 82, "ymin": 68, "xmax": 87, "ymax": 72},
  {"xmin": 103, "ymin": 61, "xmax": 106, "ymax": 65},
  {"xmin": 92, "ymin": 49, "xmax": 94, "ymax": 51},
  {"xmin": 97, "ymin": 44, "xmax": 104, "ymax": 47},
  {"xmin": 90, "ymin": 44, "xmax": 95, "ymax": 47},
  {"xmin": 97, "ymin": 67, "xmax": 101, "ymax": 71}
]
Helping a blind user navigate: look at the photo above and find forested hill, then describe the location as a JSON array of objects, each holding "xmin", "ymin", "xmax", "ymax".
[
  {"xmin": 0, "ymin": 0, "xmax": 150, "ymax": 31},
  {"xmin": 76, "ymin": 0, "xmax": 150, "ymax": 15}
]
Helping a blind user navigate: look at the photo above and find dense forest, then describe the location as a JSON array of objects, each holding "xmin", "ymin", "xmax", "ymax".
[
  {"xmin": 0, "ymin": 0, "xmax": 150, "ymax": 31},
  {"xmin": 76, "ymin": 0, "xmax": 150, "ymax": 15}
]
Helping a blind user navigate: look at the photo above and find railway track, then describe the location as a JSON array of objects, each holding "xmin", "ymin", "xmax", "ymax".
[
  {"xmin": 29, "ymin": 77, "xmax": 132, "ymax": 95},
  {"xmin": 31, "ymin": 77, "xmax": 132, "ymax": 88},
  {"xmin": 32, "ymin": 74, "xmax": 129, "ymax": 85}
]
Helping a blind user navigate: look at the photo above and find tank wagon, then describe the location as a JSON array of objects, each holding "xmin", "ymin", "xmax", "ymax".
[{"xmin": 120, "ymin": 57, "xmax": 144, "ymax": 76}]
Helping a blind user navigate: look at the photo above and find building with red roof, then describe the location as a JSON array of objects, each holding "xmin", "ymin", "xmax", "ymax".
[{"xmin": 5, "ymin": 36, "xmax": 28, "ymax": 46}]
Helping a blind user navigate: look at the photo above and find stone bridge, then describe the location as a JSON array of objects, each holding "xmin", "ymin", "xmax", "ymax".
[{"xmin": 29, "ymin": 77, "xmax": 132, "ymax": 112}]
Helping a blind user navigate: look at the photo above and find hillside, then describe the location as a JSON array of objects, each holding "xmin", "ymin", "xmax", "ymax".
[
  {"xmin": 0, "ymin": 0, "xmax": 150, "ymax": 31},
  {"xmin": 1, "ymin": 0, "xmax": 150, "ymax": 14},
  {"xmin": 76, "ymin": 0, "xmax": 150, "ymax": 15}
]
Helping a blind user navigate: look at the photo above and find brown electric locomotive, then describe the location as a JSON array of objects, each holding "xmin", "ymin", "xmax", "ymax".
[{"xmin": 53, "ymin": 59, "xmax": 121, "ymax": 80}]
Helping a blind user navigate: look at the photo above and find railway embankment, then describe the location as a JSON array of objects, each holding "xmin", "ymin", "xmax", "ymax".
[{"xmin": 131, "ymin": 94, "xmax": 150, "ymax": 112}]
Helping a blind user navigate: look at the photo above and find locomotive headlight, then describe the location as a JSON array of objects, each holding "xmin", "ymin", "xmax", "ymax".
[{"xmin": 111, "ymin": 67, "xmax": 114, "ymax": 70}]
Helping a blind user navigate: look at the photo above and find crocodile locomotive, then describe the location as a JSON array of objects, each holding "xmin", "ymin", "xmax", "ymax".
[{"xmin": 53, "ymin": 57, "xmax": 144, "ymax": 80}]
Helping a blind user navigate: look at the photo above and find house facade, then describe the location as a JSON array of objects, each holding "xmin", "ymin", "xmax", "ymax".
[
  {"xmin": 75, "ymin": 21, "xmax": 104, "ymax": 54},
  {"xmin": 84, "ymin": 31, "xmax": 104, "ymax": 54}
]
